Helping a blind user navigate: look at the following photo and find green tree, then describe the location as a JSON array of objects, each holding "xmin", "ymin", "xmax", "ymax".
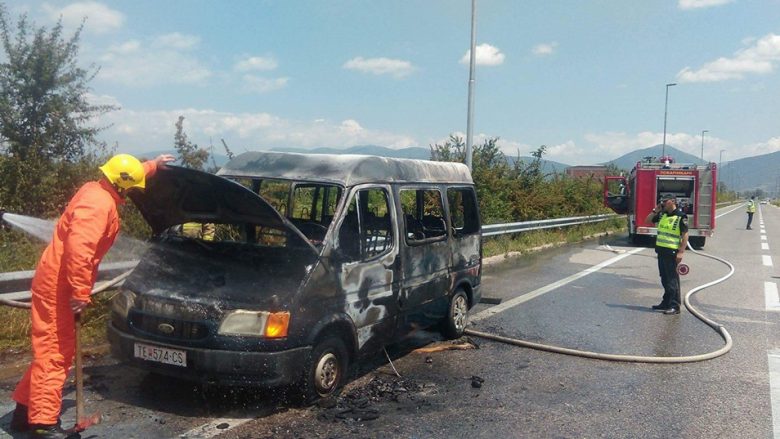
[
  {"xmin": 431, "ymin": 135, "xmax": 513, "ymax": 223},
  {"xmin": 0, "ymin": 4, "xmax": 115, "ymax": 216},
  {"xmin": 174, "ymin": 115, "xmax": 209, "ymax": 170}
]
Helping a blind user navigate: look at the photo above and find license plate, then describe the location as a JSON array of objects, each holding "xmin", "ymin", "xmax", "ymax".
[{"xmin": 134, "ymin": 342, "xmax": 187, "ymax": 367}]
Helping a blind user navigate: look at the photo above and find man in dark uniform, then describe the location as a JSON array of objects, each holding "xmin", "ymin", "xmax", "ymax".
[{"xmin": 645, "ymin": 195, "xmax": 689, "ymax": 315}]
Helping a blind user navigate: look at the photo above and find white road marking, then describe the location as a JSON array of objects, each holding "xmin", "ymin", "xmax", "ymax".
[
  {"xmin": 470, "ymin": 247, "xmax": 645, "ymax": 322},
  {"xmin": 766, "ymin": 282, "xmax": 780, "ymax": 311},
  {"xmin": 765, "ymin": 255, "xmax": 774, "ymax": 267},
  {"xmin": 179, "ymin": 416, "xmax": 253, "ymax": 438},
  {"xmin": 716, "ymin": 205, "xmax": 745, "ymax": 218},
  {"xmin": 764, "ymin": 236, "xmax": 769, "ymax": 241},
  {"xmin": 764, "ymin": 243, "xmax": 771, "ymax": 250},
  {"xmin": 767, "ymin": 351, "xmax": 780, "ymax": 438}
]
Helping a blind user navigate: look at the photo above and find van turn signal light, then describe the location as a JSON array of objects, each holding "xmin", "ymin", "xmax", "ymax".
[{"xmin": 264, "ymin": 312, "xmax": 290, "ymax": 338}]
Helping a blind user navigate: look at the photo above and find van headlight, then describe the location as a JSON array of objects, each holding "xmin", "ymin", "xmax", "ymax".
[
  {"xmin": 111, "ymin": 290, "xmax": 136, "ymax": 320},
  {"xmin": 218, "ymin": 310, "xmax": 290, "ymax": 338}
]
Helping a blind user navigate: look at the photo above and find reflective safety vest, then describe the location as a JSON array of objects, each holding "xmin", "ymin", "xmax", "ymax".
[
  {"xmin": 747, "ymin": 200, "xmax": 756, "ymax": 213},
  {"xmin": 656, "ymin": 213, "xmax": 682, "ymax": 250}
]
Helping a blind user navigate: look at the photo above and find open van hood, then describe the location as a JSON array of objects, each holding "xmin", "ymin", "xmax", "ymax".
[{"xmin": 129, "ymin": 166, "xmax": 316, "ymax": 251}]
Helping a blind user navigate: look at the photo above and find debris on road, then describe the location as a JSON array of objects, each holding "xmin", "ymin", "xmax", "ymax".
[
  {"xmin": 316, "ymin": 375, "xmax": 431, "ymax": 424},
  {"xmin": 412, "ymin": 337, "xmax": 479, "ymax": 354}
]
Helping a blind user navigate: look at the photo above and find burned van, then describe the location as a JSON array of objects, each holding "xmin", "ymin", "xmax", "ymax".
[{"xmin": 108, "ymin": 151, "xmax": 481, "ymax": 400}]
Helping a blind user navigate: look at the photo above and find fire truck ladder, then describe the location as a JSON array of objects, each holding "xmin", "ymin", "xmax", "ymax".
[{"xmin": 697, "ymin": 168, "xmax": 714, "ymax": 227}]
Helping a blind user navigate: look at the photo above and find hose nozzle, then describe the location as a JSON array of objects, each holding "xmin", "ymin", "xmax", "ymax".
[{"xmin": 0, "ymin": 208, "xmax": 5, "ymax": 226}]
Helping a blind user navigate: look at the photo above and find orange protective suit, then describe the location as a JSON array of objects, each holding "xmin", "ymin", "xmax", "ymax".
[{"xmin": 12, "ymin": 160, "xmax": 158, "ymax": 425}]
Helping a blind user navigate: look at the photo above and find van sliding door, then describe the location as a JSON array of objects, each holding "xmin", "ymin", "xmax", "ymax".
[{"xmin": 397, "ymin": 186, "xmax": 451, "ymax": 330}]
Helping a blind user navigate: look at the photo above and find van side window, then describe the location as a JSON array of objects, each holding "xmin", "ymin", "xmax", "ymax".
[
  {"xmin": 400, "ymin": 189, "xmax": 447, "ymax": 243},
  {"xmin": 337, "ymin": 188, "xmax": 393, "ymax": 262},
  {"xmin": 447, "ymin": 187, "xmax": 479, "ymax": 236},
  {"xmin": 290, "ymin": 184, "xmax": 342, "ymax": 243}
]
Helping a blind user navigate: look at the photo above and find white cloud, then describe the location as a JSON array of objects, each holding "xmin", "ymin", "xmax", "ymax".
[
  {"xmin": 740, "ymin": 137, "xmax": 780, "ymax": 157},
  {"xmin": 98, "ymin": 37, "xmax": 211, "ymax": 86},
  {"xmin": 582, "ymin": 131, "xmax": 734, "ymax": 163},
  {"xmin": 152, "ymin": 33, "xmax": 200, "ymax": 50},
  {"xmin": 85, "ymin": 92, "xmax": 121, "ymax": 108},
  {"xmin": 678, "ymin": 0, "xmax": 734, "ymax": 10},
  {"xmin": 677, "ymin": 33, "xmax": 780, "ymax": 82},
  {"xmin": 532, "ymin": 42, "xmax": 558, "ymax": 56},
  {"xmin": 343, "ymin": 57, "xmax": 415, "ymax": 78},
  {"xmin": 460, "ymin": 43, "xmax": 505, "ymax": 66},
  {"xmin": 234, "ymin": 56, "xmax": 278, "ymax": 72},
  {"xmin": 42, "ymin": 2, "xmax": 124, "ymax": 34},
  {"xmin": 95, "ymin": 108, "xmax": 418, "ymax": 153},
  {"xmin": 242, "ymin": 75, "xmax": 289, "ymax": 93}
]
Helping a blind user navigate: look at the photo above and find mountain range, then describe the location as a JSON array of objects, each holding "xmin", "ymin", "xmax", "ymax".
[{"xmin": 133, "ymin": 143, "xmax": 769, "ymax": 195}]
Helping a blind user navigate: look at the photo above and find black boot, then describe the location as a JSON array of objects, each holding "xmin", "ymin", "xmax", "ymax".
[
  {"xmin": 29, "ymin": 423, "xmax": 80, "ymax": 439},
  {"xmin": 9, "ymin": 402, "xmax": 29, "ymax": 432}
]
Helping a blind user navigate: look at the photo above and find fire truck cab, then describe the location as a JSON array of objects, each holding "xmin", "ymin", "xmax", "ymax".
[{"xmin": 603, "ymin": 156, "xmax": 716, "ymax": 249}]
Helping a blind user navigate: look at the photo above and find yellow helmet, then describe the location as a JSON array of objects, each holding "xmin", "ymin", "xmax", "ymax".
[{"xmin": 99, "ymin": 154, "xmax": 145, "ymax": 190}]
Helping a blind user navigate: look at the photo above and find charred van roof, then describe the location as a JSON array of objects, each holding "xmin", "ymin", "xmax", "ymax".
[
  {"xmin": 217, "ymin": 151, "xmax": 474, "ymax": 187},
  {"xmin": 129, "ymin": 165, "xmax": 307, "ymax": 242}
]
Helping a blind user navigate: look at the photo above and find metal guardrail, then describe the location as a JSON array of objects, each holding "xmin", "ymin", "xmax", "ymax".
[
  {"xmin": 481, "ymin": 213, "xmax": 618, "ymax": 237},
  {"xmin": 0, "ymin": 261, "xmax": 138, "ymax": 298},
  {"xmin": 0, "ymin": 213, "xmax": 620, "ymax": 297}
]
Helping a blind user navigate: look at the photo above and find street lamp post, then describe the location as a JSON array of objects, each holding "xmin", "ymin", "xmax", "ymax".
[
  {"xmin": 700, "ymin": 129, "xmax": 708, "ymax": 161},
  {"xmin": 662, "ymin": 83, "xmax": 677, "ymax": 158},
  {"xmin": 465, "ymin": 0, "xmax": 477, "ymax": 171}
]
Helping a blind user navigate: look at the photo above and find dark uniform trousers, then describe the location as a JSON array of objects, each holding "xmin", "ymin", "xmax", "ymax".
[{"xmin": 657, "ymin": 252, "xmax": 681, "ymax": 308}]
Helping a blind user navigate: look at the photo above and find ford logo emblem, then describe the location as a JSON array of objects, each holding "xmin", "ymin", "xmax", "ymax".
[{"xmin": 157, "ymin": 323, "xmax": 175, "ymax": 334}]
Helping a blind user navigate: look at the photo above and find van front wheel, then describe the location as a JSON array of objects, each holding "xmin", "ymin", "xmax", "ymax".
[
  {"xmin": 299, "ymin": 336, "xmax": 349, "ymax": 404},
  {"xmin": 442, "ymin": 289, "xmax": 469, "ymax": 339}
]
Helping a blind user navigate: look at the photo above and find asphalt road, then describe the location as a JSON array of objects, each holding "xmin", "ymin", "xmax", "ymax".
[{"xmin": 1, "ymin": 203, "xmax": 777, "ymax": 438}]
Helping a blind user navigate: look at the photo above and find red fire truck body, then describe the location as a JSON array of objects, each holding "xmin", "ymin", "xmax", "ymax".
[{"xmin": 603, "ymin": 158, "xmax": 717, "ymax": 248}]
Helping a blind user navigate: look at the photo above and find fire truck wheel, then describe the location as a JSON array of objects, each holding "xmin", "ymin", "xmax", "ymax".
[{"xmin": 689, "ymin": 236, "xmax": 706, "ymax": 249}]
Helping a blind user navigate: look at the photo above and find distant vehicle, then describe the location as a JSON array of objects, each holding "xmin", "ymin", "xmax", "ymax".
[
  {"xmin": 602, "ymin": 155, "xmax": 716, "ymax": 249},
  {"xmin": 108, "ymin": 152, "xmax": 482, "ymax": 402},
  {"xmin": 761, "ymin": 199, "xmax": 769, "ymax": 204}
]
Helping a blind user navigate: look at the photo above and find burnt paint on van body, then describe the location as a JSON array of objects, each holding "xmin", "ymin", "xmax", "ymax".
[{"xmin": 108, "ymin": 152, "xmax": 481, "ymax": 394}]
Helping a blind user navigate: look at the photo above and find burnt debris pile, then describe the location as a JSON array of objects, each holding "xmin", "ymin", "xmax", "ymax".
[{"xmin": 316, "ymin": 375, "xmax": 430, "ymax": 424}]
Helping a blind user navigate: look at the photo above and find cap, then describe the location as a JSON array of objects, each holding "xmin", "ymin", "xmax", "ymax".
[{"xmin": 660, "ymin": 194, "xmax": 677, "ymax": 202}]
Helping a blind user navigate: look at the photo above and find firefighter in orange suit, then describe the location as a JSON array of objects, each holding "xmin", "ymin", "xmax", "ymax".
[{"xmin": 9, "ymin": 153, "xmax": 174, "ymax": 438}]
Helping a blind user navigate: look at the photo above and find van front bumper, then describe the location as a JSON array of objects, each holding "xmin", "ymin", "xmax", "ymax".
[{"xmin": 108, "ymin": 322, "xmax": 310, "ymax": 387}]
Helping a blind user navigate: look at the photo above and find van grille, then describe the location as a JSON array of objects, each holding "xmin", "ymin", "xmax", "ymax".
[{"xmin": 129, "ymin": 310, "xmax": 209, "ymax": 340}]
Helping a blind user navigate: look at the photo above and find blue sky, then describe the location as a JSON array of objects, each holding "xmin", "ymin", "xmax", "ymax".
[{"xmin": 4, "ymin": 0, "xmax": 780, "ymax": 165}]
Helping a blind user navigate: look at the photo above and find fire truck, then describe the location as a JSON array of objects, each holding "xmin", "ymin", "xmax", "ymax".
[{"xmin": 603, "ymin": 156, "xmax": 717, "ymax": 248}]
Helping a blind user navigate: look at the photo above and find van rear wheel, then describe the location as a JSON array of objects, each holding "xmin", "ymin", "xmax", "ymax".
[
  {"xmin": 298, "ymin": 336, "xmax": 349, "ymax": 404},
  {"xmin": 441, "ymin": 289, "xmax": 469, "ymax": 339}
]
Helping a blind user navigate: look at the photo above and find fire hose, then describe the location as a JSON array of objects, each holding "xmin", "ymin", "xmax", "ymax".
[{"xmin": 465, "ymin": 243, "xmax": 734, "ymax": 363}]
